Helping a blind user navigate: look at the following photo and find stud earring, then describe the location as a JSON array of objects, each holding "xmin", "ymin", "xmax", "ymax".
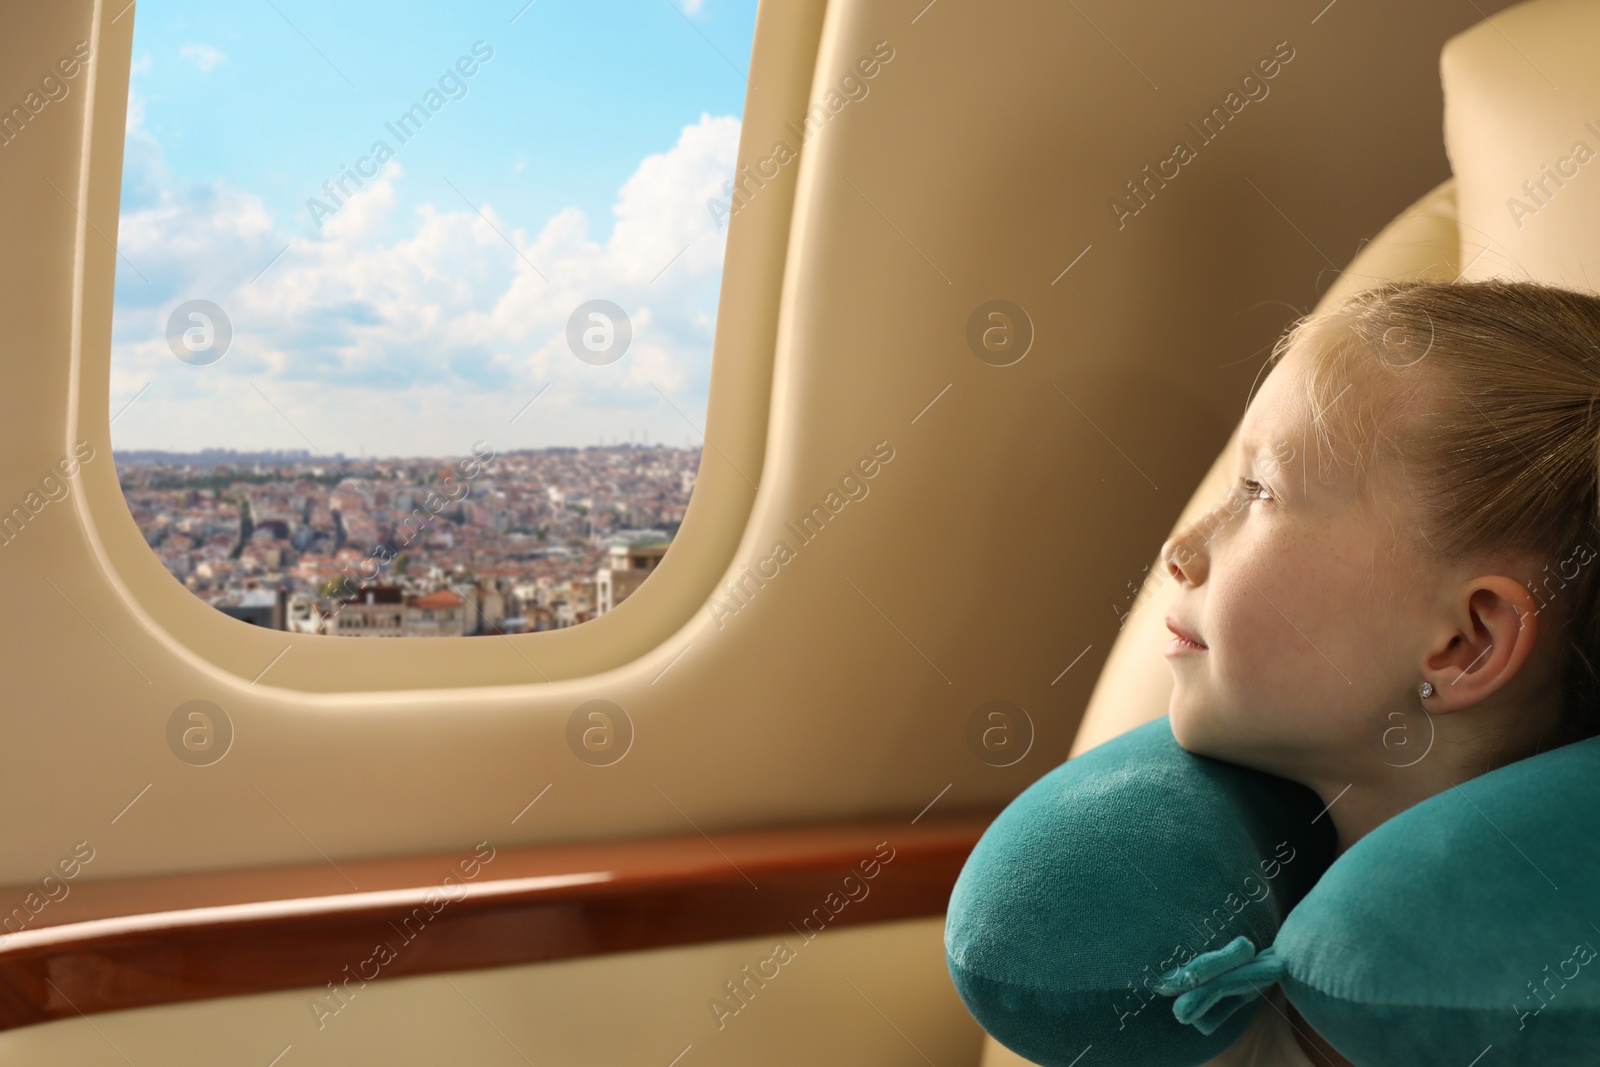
[{"xmin": 1418, "ymin": 681, "xmax": 1435, "ymax": 699}]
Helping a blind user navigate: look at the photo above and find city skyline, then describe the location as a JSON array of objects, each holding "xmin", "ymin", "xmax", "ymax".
[{"xmin": 118, "ymin": 441, "xmax": 701, "ymax": 636}]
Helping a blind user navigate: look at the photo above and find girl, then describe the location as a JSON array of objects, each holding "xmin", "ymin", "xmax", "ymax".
[{"xmin": 1158, "ymin": 278, "xmax": 1600, "ymax": 1066}]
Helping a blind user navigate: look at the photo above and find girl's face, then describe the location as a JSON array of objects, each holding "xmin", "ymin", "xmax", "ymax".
[{"xmin": 1160, "ymin": 348, "xmax": 1427, "ymax": 782}]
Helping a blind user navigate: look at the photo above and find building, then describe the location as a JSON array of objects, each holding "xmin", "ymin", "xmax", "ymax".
[
  {"xmin": 595, "ymin": 540, "xmax": 669, "ymax": 615},
  {"xmin": 212, "ymin": 586, "xmax": 286, "ymax": 629},
  {"xmin": 286, "ymin": 593, "xmax": 326, "ymax": 634},
  {"xmin": 328, "ymin": 585, "xmax": 404, "ymax": 637},
  {"xmin": 468, "ymin": 584, "xmax": 508, "ymax": 634},
  {"xmin": 406, "ymin": 589, "xmax": 467, "ymax": 638}
]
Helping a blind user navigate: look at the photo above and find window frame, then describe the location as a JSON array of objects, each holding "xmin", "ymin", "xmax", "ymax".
[{"xmin": 71, "ymin": 0, "xmax": 828, "ymax": 694}]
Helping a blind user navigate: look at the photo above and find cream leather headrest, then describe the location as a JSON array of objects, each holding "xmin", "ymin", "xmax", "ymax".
[{"xmin": 1442, "ymin": 0, "xmax": 1600, "ymax": 293}]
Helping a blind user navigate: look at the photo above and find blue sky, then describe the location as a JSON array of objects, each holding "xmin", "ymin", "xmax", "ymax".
[{"xmin": 111, "ymin": 0, "xmax": 758, "ymax": 457}]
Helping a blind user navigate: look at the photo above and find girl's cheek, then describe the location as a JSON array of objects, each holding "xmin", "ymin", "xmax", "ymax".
[{"xmin": 1212, "ymin": 571, "xmax": 1286, "ymax": 676}]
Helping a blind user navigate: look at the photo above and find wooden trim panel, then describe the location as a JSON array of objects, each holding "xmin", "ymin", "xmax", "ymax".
[{"xmin": 0, "ymin": 809, "xmax": 998, "ymax": 1031}]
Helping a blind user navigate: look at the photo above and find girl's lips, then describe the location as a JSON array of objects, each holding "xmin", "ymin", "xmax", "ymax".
[{"xmin": 1158, "ymin": 617, "xmax": 1203, "ymax": 652}]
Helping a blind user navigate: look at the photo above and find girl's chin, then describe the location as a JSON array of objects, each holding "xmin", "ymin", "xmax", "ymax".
[
  {"xmin": 1168, "ymin": 699, "xmax": 1244, "ymax": 762},
  {"xmin": 1170, "ymin": 712, "xmax": 1298, "ymax": 780},
  {"xmin": 1167, "ymin": 698, "xmax": 1208, "ymax": 753}
]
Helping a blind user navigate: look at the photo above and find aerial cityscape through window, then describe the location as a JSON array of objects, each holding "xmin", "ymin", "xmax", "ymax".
[{"xmin": 108, "ymin": 1, "xmax": 758, "ymax": 635}]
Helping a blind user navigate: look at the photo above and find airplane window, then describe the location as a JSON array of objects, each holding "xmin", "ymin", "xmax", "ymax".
[{"xmin": 108, "ymin": 0, "xmax": 757, "ymax": 637}]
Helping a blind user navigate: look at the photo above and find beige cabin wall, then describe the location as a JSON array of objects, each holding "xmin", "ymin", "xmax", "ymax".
[{"xmin": 0, "ymin": 0, "xmax": 1502, "ymax": 941}]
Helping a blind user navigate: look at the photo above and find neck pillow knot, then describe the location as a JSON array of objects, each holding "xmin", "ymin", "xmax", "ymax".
[{"xmin": 1152, "ymin": 934, "xmax": 1285, "ymax": 1035}]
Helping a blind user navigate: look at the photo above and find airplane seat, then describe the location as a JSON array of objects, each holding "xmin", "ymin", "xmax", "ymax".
[{"xmin": 980, "ymin": 0, "xmax": 1600, "ymax": 1062}]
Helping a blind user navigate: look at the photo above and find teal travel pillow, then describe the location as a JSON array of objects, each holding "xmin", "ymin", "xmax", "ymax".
[
  {"xmin": 1162, "ymin": 728, "xmax": 1600, "ymax": 1065},
  {"xmin": 947, "ymin": 716, "xmax": 1600, "ymax": 1065},
  {"xmin": 944, "ymin": 716, "xmax": 1338, "ymax": 1065}
]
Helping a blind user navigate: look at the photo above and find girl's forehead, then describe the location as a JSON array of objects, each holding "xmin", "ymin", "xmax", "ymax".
[
  {"xmin": 1242, "ymin": 355, "xmax": 1317, "ymax": 452},
  {"xmin": 1243, "ymin": 354, "xmax": 1387, "ymax": 505}
]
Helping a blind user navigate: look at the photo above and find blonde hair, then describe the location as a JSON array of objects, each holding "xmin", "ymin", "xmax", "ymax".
[{"xmin": 1266, "ymin": 279, "xmax": 1600, "ymax": 747}]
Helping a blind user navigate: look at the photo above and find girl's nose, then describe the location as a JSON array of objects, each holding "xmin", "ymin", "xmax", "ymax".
[{"xmin": 1161, "ymin": 524, "xmax": 1208, "ymax": 587}]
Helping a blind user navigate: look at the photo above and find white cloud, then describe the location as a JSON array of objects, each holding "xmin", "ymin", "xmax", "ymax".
[
  {"xmin": 111, "ymin": 110, "xmax": 744, "ymax": 457},
  {"xmin": 178, "ymin": 44, "xmax": 227, "ymax": 72}
]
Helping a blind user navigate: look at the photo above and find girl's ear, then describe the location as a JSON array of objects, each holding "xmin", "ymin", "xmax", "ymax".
[{"xmin": 1420, "ymin": 576, "xmax": 1541, "ymax": 712}]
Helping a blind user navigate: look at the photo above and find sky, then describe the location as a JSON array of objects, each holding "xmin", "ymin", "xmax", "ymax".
[{"xmin": 109, "ymin": 0, "xmax": 759, "ymax": 458}]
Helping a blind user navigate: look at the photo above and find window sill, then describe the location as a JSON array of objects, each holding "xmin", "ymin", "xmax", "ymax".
[{"xmin": 0, "ymin": 808, "xmax": 997, "ymax": 1030}]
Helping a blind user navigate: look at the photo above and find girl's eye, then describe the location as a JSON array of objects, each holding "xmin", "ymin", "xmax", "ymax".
[{"xmin": 1237, "ymin": 477, "xmax": 1270, "ymax": 503}]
